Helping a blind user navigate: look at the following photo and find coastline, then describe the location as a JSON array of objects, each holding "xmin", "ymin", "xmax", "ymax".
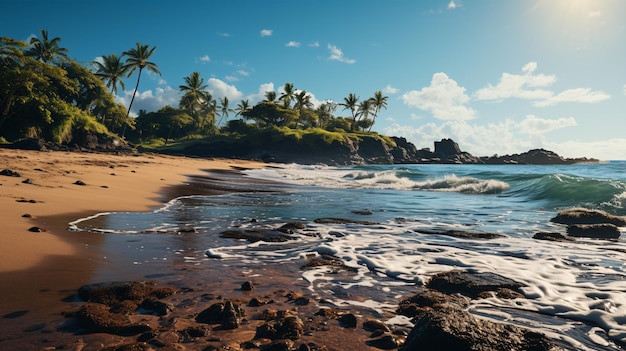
[{"xmin": 0, "ymin": 149, "xmax": 267, "ymax": 314}]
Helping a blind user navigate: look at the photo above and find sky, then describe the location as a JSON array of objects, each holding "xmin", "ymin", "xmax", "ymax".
[{"xmin": 2, "ymin": 0, "xmax": 625, "ymax": 160}]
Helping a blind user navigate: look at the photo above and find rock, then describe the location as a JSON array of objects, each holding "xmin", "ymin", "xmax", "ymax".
[
  {"xmin": 551, "ymin": 208, "xmax": 626, "ymax": 226},
  {"xmin": 255, "ymin": 316, "xmax": 305, "ymax": 341},
  {"xmin": 21, "ymin": 178, "xmax": 32, "ymax": 184},
  {"xmin": 532, "ymin": 232, "xmax": 575, "ymax": 242},
  {"xmin": 100, "ymin": 343, "xmax": 151, "ymax": 351},
  {"xmin": 220, "ymin": 229, "xmax": 293, "ymax": 243},
  {"xmin": 363, "ymin": 319, "xmax": 390, "ymax": 333},
  {"xmin": 260, "ymin": 339, "xmax": 295, "ymax": 351},
  {"xmin": 242, "ymin": 281, "xmax": 255, "ymax": 291},
  {"xmin": 399, "ymin": 306, "xmax": 563, "ymax": 351},
  {"xmin": 351, "ymin": 209, "xmax": 373, "ymax": 215},
  {"xmin": 28, "ymin": 226, "xmax": 46, "ymax": 232},
  {"xmin": 0, "ymin": 169, "xmax": 21, "ymax": 177},
  {"xmin": 426, "ymin": 270, "xmax": 525, "ymax": 298},
  {"xmin": 77, "ymin": 281, "xmax": 157, "ymax": 306},
  {"xmin": 416, "ymin": 229, "xmax": 506, "ymax": 239},
  {"xmin": 139, "ymin": 298, "xmax": 172, "ymax": 316},
  {"xmin": 73, "ymin": 180, "xmax": 86, "ymax": 186},
  {"xmin": 195, "ymin": 300, "xmax": 244, "ymax": 330},
  {"xmin": 313, "ymin": 218, "xmax": 379, "ymax": 225},
  {"xmin": 567, "ymin": 224, "xmax": 621, "ymax": 239},
  {"xmin": 397, "ymin": 288, "xmax": 469, "ymax": 321},
  {"xmin": 75, "ymin": 303, "xmax": 152, "ymax": 336},
  {"xmin": 338, "ymin": 313, "xmax": 357, "ymax": 328},
  {"xmin": 434, "ymin": 138, "xmax": 461, "ymax": 158},
  {"xmin": 366, "ymin": 333, "xmax": 405, "ymax": 350}
]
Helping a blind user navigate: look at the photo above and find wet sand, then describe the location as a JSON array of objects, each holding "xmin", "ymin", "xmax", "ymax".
[
  {"xmin": 0, "ymin": 149, "xmax": 266, "ymax": 312},
  {"xmin": 0, "ymin": 149, "xmax": 393, "ymax": 351}
]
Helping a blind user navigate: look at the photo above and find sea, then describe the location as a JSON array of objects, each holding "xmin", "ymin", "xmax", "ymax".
[{"xmin": 71, "ymin": 161, "xmax": 626, "ymax": 350}]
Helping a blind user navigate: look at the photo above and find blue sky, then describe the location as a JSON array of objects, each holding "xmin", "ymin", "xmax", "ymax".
[{"xmin": 2, "ymin": 0, "xmax": 625, "ymax": 159}]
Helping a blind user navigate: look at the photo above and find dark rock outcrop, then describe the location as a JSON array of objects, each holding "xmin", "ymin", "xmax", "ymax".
[
  {"xmin": 416, "ymin": 229, "xmax": 506, "ymax": 239},
  {"xmin": 551, "ymin": 208, "xmax": 626, "ymax": 226},
  {"xmin": 532, "ymin": 232, "xmax": 575, "ymax": 242},
  {"xmin": 195, "ymin": 300, "xmax": 244, "ymax": 330},
  {"xmin": 567, "ymin": 223, "xmax": 621, "ymax": 239},
  {"xmin": 400, "ymin": 305, "xmax": 564, "ymax": 351},
  {"xmin": 426, "ymin": 270, "xmax": 525, "ymax": 298}
]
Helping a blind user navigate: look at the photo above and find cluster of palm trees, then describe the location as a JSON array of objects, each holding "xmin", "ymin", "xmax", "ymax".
[
  {"xmin": 92, "ymin": 43, "xmax": 160, "ymax": 125},
  {"xmin": 12, "ymin": 29, "xmax": 390, "ymax": 144}
]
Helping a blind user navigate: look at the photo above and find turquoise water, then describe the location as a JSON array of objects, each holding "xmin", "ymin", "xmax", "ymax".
[{"xmin": 72, "ymin": 161, "xmax": 626, "ymax": 350}]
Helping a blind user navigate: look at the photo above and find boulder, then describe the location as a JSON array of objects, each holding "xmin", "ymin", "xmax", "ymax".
[
  {"xmin": 426, "ymin": 270, "xmax": 525, "ymax": 298},
  {"xmin": 255, "ymin": 316, "xmax": 305, "ymax": 341},
  {"xmin": 399, "ymin": 305, "xmax": 564, "ymax": 351},
  {"xmin": 195, "ymin": 300, "xmax": 244, "ymax": 330},
  {"xmin": 75, "ymin": 303, "xmax": 152, "ymax": 336},
  {"xmin": 567, "ymin": 223, "xmax": 621, "ymax": 239},
  {"xmin": 551, "ymin": 208, "xmax": 626, "ymax": 226}
]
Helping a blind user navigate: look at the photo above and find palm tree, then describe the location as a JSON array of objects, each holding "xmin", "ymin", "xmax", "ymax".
[
  {"xmin": 357, "ymin": 98, "xmax": 374, "ymax": 131},
  {"xmin": 315, "ymin": 102, "xmax": 337, "ymax": 129},
  {"xmin": 234, "ymin": 99, "xmax": 251, "ymax": 118},
  {"xmin": 123, "ymin": 42, "xmax": 160, "ymax": 120},
  {"xmin": 339, "ymin": 93, "xmax": 359, "ymax": 130},
  {"xmin": 179, "ymin": 71, "xmax": 208, "ymax": 112},
  {"xmin": 92, "ymin": 54, "xmax": 129, "ymax": 95},
  {"xmin": 25, "ymin": 29, "xmax": 69, "ymax": 64},
  {"xmin": 279, "ymin": 82, "xmax": 295, "ymax": 109},
  {"xmin": 264, "ymin": 91, "xmax": 277, "ymax": 103},
  {"xmin": 369, "ymin": 91, "xmax": 388, "ymax": 131},
  {"xmin": 217, "ymin": 97, "xmax": 234, "ymax": 126},
  {"xmin": 294, "ymin": 90, "xmax": 313, "ymax": 126}
]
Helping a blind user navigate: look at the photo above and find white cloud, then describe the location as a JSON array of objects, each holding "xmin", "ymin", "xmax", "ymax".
[
  {"xmin": 200, "ymin": 55, "xmax": 210, "ymax": 62},
  {"xmin": 245, "ymin": 82, "xmax": 275, "ymax": 104},
  {"xmin": 516, "ymin": 115, "xmax": 577, "ymax": 134},
  {"xmin": 448, "ymin": 1, "xmax": 457, "ymax": 9},
  {"xmin": 328, "ymin": 44, "xmax": 355, "ymax": 64},
  {"xmin": 118, "ymin": 86, "xmax": 179, "ymax": 116},
  {"xmin": 401, "ymin": 72, "xmax": 476, "ymax": 121},
  {"xmin": 476, "ymin": 62, "xmax": 610, "ymax": 107},
  {"xmin": 623, "ymin": 84, "xmax": 626, "ymax": 95},
  {"xmin": 383, "ymin": 84, "xmax": 399, "ymax": 94},
  {"xmin": 286, "ymin": 41, "xmax": 301, "ymax": 48},
  {"xmin": 474, "ymin": 62, "xmax": 555, "ymax": 101},
  {"xmin": 533, "ymin": 88, "xmax": 610, "ymax": 107},
  {"xmin": 260, "ymin": 29, "xmax": 273, "ymax": 37},
  {"xmin": 207, "ymin": 78, "xmax": 244, "ymax": 101},
  {"xmin": 309, "ymin": 41, "xmax": 320, "ymax": 48},
  {"xmin": 225, "ymin": 76, "xmax": 238, "ymax": 82},
  {"xmin": 218, "ymin": 32, "xmax": 230, "ymax": 37}
]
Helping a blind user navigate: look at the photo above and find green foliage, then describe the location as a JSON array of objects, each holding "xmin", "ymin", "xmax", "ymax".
[{"xmin": 131, "ymin": 106, "xmax": 195, "ymax": 143}]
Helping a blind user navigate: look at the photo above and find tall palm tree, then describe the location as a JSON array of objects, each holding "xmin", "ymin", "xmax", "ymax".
[
  {"xmin": 25, "ymin": 29, "xmax": 69, "ymax": 64},
  {"xmin": 279, "ymin": 82, "xmax": 295, "ymax": 109},
  {"xmin": 123, "ymin": 42, "xmax": 160, "ymax": 119},
  {"xmin": 369, "ymin": 90, "xmax": 388, "ymax": 131},
  {"xmin": 234, "ymin": 99, "xmax": 251, "ymax": 118},
  {"xmin": 264, "ymin": 91, "xmax": 277, "ymax": 103},
  {"xmin": 217, "ymin": 97, "xmax": 233, "ymax": 126},
  {"xmin": 92, "ymin": 54, "xmax": 129, "ymax": 95},
  {"xmin": 339, "ymin": 93, "xmax": 359, "ymax": 130}
]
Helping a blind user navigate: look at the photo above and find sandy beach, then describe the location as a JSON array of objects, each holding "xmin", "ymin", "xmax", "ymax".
[
  {"xmin": 0, "ymin": 148, "xmax": 269, "ymax": 320},
  {"xmin": 0, "ymin": 148, "xmax": 266, "ymax": 273}
]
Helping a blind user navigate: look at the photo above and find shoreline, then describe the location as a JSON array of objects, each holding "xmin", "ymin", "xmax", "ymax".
[{"xmin": 0, "ymin": 149, "xmax": 267, "ymax": 315}]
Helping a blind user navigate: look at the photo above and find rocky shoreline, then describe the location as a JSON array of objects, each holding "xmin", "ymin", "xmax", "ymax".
[
  {"xmin": 2, "ymin": 206, "xmax": 623, "ymax": 350},
  {"xmin": 2, "ymin": 136, "xmax": 600, "ymax": 166}
]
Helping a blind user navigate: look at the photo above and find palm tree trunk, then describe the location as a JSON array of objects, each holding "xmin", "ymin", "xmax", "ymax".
[{"xmin": 122, "ymin": 68, "xmax": 143, "ymax": 137}]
